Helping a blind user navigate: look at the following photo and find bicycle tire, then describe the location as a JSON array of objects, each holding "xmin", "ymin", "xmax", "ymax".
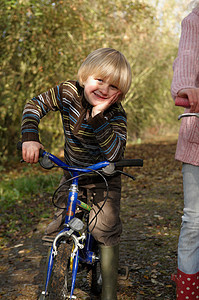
[
  {"xmin": 88, "ymin": 243, "xmax": 102, "ymax": 295},
  {"xmin": 48, "ymin": 242, "xmax": 73, "ymax": 300}
]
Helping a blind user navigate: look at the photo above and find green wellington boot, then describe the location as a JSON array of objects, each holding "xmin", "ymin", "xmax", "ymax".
[{"xmin": 100, "ymin": 244, "xmax": 119, "ymax": 300}]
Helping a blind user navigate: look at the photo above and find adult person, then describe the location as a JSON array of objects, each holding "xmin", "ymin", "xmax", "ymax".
[{"xmin": 171, "ymin": 2, "xmax": 199, "ymax": 299}]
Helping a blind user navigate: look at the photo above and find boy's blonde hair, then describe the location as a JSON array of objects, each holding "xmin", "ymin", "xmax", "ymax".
[{"xmin": 78, "ymin": 48, "xmax": 132, "ymax": 101}]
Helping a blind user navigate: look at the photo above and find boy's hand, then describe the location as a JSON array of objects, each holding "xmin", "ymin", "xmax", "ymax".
[
  {"xmin": 178, "ymin": 88, "xmax": 199, "ymax": 113},
  {"xmin": 91, "ymin": 91, "xmax": 121, "ymax": 118},
  {"xmin": 22, "ymin": 141, "xmax": 44, "ymax": 164}
]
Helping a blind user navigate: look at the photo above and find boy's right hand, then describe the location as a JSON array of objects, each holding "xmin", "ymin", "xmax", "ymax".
[{"xmin": 22, "ymin": 141, "xmax": 44, "ymax": 164}]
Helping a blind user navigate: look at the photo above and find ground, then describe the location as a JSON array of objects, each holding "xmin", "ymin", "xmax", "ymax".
[{"xmin": 0, "ymin": 138, "xmax": 183, "ymax": 299}]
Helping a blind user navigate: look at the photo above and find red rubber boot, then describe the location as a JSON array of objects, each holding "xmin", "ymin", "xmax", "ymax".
[{"xmin": 171, "ymin": 269, "xmax": 199, "ymax": 299}]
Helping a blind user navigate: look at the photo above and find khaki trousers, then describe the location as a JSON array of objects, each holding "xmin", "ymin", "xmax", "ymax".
[{"xmin": 48, "ymin": 173, "xmax": 122, "ymax": 246}]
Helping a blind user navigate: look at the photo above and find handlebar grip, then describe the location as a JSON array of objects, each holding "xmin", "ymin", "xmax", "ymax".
[
  {"xmin": 175, "ymin": 97, "xmax": 190, "ymax": 108},
  {"xmin": 40, "ymin": 149, "xmax": 44, "ymax": 156},
  {"xmin": 115, "ymin": 159, "xmax": 143, "ymax": 167},
  {"xmin": 17, "ymin": 141, "xmax": 44, "ymax": 157}
]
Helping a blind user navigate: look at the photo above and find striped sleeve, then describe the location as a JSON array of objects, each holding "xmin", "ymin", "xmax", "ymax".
[
  {"xmin": 21, "ymin": 83, "xmax": 64, "ymax": 142},
  {"xmin": 87, "ymin": 104, "xmax": 127, "ymax": 162}
]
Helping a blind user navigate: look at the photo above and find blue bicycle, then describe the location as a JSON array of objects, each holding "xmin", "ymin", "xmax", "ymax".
[{"xmin": 18, "ymin": 142, "xmax": 143, "ymax": 300}]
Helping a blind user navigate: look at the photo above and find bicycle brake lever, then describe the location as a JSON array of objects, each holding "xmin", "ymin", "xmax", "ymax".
[
  {"xmin": 116, "ymin": 170, "xmax": 136, "ymax": 180},
  {"xmin": 102, "ymin": 163, "xmax": 136, "ymax": 180}
]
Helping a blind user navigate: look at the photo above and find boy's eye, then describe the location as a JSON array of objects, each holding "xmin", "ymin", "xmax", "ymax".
[
  {"xmin": 110, "ymin": 84, "xmax": 118, "ymax": 90},
  {"xmin": 96, "ymin": 78, "xmax": 103, "ymax": 82}
]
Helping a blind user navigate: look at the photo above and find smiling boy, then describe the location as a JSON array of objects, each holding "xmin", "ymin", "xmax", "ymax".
[{"xmin": 21, "ymin": 48, "xmax": 132, "ymax": 300}]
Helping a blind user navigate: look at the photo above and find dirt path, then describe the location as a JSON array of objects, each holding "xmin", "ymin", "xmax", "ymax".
[{"xmin": 0, "ymin": 139, "xmax": 182, "ymax": 299}]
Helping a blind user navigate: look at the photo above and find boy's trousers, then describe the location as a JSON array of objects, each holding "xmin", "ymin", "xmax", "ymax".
[{"xmin": 47, "ymin": 173, "xmax": 122, "ymax": 246}]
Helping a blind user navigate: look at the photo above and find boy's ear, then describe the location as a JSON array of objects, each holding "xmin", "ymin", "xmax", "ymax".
[
  {"xmin": 79, "ymin": 80, "xmax": 84, "ymax": 88},
  {"xmin": 77, "ymin": 76, "xmax": 85, "ymax": 88}
]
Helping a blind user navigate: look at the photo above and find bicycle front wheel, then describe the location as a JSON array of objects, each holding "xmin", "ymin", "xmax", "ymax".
[{"xmin": 48, "ymin": 242, "xmax": 73, "ymax": 300}]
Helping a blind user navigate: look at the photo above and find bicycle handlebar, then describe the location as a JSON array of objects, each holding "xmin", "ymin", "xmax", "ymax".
[
  {"xmin": 115, "ymin": 159, "xmax": 143, "ymax": 167},
  {"xmin": 175, "ymin": 97, "xmax": 199, "ymax": 120},
  {"xmin": 17, "ymin": 141, "xmax": 143, "ymax": 173},
  {"xmin": 175, "ymin": 97, "xmax": 190, "ymax": 108}
]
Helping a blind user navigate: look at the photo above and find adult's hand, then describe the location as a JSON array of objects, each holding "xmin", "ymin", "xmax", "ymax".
[{"xmin": 178, "ymin": 88, "xmax": 199, "ymax": 113}]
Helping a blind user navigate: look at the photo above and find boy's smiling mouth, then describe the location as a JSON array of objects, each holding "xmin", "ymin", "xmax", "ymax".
[{"xmin": 93, "ymin": 91, "xmax": 107, "ymax": 100}]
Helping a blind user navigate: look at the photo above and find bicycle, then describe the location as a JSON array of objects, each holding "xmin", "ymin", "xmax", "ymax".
[
  {"xmin": 17, "ymin": 142, "xmax": 143, "ymax": 300},
  {"xmin": 175, "ymin": 96, "xmax": 199, "ymax": 119}
]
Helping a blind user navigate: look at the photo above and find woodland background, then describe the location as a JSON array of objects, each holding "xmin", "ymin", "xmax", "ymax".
[
  {"xmin": 0, "ymin": 0, "xmax": 191, "ymax": 162},
  {"xmin": 0, "ymin": 2, "xmax": 193, "ymax": 298}
]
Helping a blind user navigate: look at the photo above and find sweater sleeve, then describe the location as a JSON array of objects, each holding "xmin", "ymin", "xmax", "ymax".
[
  {"xmin": 21, "ymin": 83, "xmax": 64, "ymax": 142},
  {"xmin": 87, "ymin": 103, "xmax": 127, "ymax": 162},
  {"xmin": 171, "ymin": 11, "xmax": 199, "ymax": 99}
]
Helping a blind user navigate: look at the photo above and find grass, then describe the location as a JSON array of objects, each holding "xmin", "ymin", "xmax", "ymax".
[{"xmin": 0, "ymin": 169, "xmax": 61, "ymax": 247}]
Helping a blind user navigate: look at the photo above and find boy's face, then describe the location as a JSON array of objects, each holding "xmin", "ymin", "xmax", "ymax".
[{"xmin": 83, "ymin": 76, "xmax": 121, "ymax": 107}]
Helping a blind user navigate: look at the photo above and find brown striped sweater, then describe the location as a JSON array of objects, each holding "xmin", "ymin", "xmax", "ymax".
[{"xmin": 21, "ymin": 80, "xmax": 127, "ymax": 167}]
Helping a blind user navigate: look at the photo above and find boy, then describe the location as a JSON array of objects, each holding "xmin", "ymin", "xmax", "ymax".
[{"xmin": 21, "ymin": 48, "xmax": 132, "ymax": 300}]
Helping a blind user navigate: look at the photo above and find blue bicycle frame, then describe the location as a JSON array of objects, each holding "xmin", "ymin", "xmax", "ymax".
[{"xmin": 41, "ymin": 150, "xmax": 110, "ymax": 299}]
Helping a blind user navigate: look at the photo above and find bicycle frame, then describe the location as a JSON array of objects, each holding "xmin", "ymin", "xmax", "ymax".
[{"xmin": 40, "ymin": 150, "xmax": 110, "ymax": 299}]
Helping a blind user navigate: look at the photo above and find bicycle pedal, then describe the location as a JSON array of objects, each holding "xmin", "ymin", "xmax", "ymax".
[
  {"xmin": 42, "ymin": 241, "xmax": 53, "ymax": 247},
  {"xmin": 42, "ymin": 235, "xmax": 55, "ymax": 245},
  {"xmin": 66, "ymin": 295, "xmax": 77, "ymax": 299}
]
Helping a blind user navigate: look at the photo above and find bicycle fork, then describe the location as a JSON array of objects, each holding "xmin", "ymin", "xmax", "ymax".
[
  {"xmin": 43, "ymin": 178, "xmax": 80, "ymax": 299},
  {"xmin": 42, "ymin": 178, "xmax": 97, "ymax": 299},
  {"xmin": 43, "ymin": 243, "xmax": 80, "ymax": 299}
]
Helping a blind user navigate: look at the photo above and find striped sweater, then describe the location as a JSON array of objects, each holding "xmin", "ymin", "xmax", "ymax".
[
  {"xmin": 171, "ymin": 7, "xmax": 199, "ymax": 166},
  {"xmin": 21, "ymin": 80, "xmax": 127, "ymax": 167}
]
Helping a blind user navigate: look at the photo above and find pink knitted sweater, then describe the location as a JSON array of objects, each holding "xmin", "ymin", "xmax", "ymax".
[{"xmin": 171, "ymin": 7, "xmax": 199, "ymax": 166}]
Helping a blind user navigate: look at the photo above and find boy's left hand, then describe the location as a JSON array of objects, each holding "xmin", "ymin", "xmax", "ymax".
[{"xmin": 91, "ymin": 91, "xmax": 121, "ymax": 118}]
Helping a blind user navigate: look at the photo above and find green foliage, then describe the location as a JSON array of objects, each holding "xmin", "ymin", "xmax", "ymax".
[
  {"xmin": 0, "ymin": 171, "xmax": 61, "ymax": 243},
  {"xmin": 0, "ymin": 172, "xmax": 60, "ymax": 210},
  {"xmin": 1, "ymin": 0, "xmax": 181, "ymax": 161}
]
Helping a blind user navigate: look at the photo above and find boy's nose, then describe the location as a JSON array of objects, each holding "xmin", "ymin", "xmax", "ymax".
[{"xmin": 100, "ymin": 84, "xmax": 109, "ymax": 95}]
